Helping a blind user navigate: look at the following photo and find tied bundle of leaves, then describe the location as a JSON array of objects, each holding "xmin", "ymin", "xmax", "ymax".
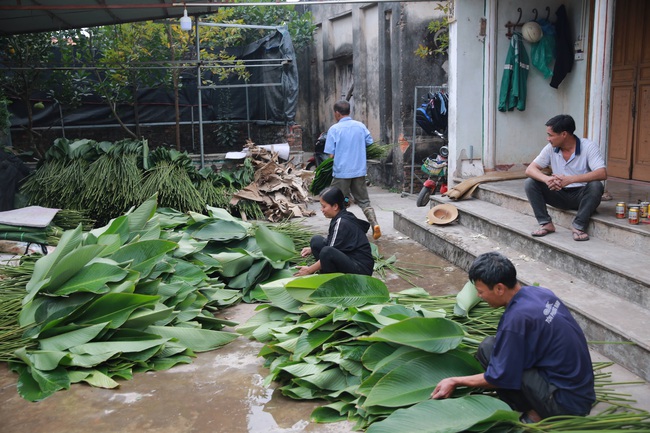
[
  {"xmin": 0, "ymin": 258, "xmax": 37, "ymax": 361},
  {"xmin": 52, "ymin": 209, "xmax": 95, "ymax": 231},
  {"xmin": 80, "ymin": 139, "xmax": 146, "ymax": 224},
  {"xmin": 142, "ymin": 148, "xmax": 204, "ymax": 213},
  {"xmin": 366, "ymin": 142, "xmax": 392, "ymax": 160},
  {"xmin": 195, "ymin": 167, "xmax": 231, "ymax": 209},
  {"xmin": 21, "ymin": 138, "xmax": 100, "ymax": 209},
  {"xmin": 310, "ymin": 157, "xmax": 333, "ymax": 195}
]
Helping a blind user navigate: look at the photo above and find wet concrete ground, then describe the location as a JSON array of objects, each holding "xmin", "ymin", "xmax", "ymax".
[{"xmin": 0, "ymin": 188, "xmax": 470, "ymax": 433}]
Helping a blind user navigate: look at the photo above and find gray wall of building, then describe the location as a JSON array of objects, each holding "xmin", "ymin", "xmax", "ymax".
[{"xmin": 295, "ymin": 1, "xmax": 448, "ymax": 191}]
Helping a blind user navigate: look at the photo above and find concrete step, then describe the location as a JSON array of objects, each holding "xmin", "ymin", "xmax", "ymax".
[
  {"xmin": 428, "ymin": 195, "xmax": 650, "ymax": 309},
  {"xmin": 394, "ymin": 204, "xmax": 650, "ymax": 383},
  {"xmin": 476, "ymin": 179, "xmax": 650, "ymax": 250}
]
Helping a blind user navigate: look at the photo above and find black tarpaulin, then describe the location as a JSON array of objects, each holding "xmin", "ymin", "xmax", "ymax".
[{"xmin": 7, "ymin": 27, "xmax": 299, "ymax": 129}]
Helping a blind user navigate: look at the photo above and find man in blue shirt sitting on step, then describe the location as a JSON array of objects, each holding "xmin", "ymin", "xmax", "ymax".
[
  {"xmin": 524, "ymin": 114, "xmax": 607, "ymax": 241},
  {"xmin": 431, "ymin": 252, "xmax": 596, "ymax": 423}
]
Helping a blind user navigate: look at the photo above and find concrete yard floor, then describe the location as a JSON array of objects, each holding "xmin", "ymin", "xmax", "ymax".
[
  {"xmin": 1, "ymin": 186, "xmax": 648, "ymax": 432},
  {"xmin": 0, "ymin": 187, "xmax": 469, "ymax": 433}
]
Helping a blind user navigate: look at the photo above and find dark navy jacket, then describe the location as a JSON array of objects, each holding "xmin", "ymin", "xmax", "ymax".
[{"xmin": 326, "ymin": 209, "xmax": 374, "ymax": 275}]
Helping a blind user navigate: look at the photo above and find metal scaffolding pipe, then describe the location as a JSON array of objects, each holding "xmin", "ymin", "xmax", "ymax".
[{"xmin": 175, "ymin": 0, "xmax": 432, "ymax": 6}]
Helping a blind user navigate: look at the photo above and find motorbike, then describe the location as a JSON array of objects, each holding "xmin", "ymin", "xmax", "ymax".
[
  {"xmin": 416, "ymin": 145, "xmax": 449, "ymax": 207},
  {"xmin": 306, "ymin": 131, "xmax": 329, "ymax": 171}
]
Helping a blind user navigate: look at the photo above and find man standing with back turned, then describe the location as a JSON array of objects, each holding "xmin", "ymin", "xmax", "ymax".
[
  {"xmin": 432, "ymin": 252, "xmax": 595, "ymax": 423},
  {"xmin": 524, "ymin": 114, "xmax": 607, "ymax": 241},
  {"xmin": 325, "ymin": 100, "xmax": 381, "ymax": 240}
]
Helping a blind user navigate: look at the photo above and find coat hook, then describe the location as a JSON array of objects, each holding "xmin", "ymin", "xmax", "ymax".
[
  {"xmin": 532, "ymin": 8, "xmax": 538, "ymax": 21},
  {"xmin": 505, "ymin": 7, "xmax": 524, "ymax": 38},
  {"xmin": 545, "ymin": 6, "xmax": 551, "ymax": 21}
]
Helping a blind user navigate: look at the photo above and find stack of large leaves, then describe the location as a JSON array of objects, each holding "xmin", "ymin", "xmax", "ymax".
[
  {"xmin": 164, "ymin": 206, "xmax": 299, "ymax": 302},
  {"xmin": 9, "ymin": 196, "xmax": 244, "ymax": 402},
  {"xmin": 240, "ymin": 278, "xmax": 650, "ymax": 432},
  {"xmin": 238, "ymin": 274, "xmax": 510, "ymax": 430}
]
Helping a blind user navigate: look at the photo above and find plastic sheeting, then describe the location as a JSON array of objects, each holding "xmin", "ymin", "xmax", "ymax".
[{"xmin": 8, "ymin": 27, "xmax": 299, "ymax": 129}]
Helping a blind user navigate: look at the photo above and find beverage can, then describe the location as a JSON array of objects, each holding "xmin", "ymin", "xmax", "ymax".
[
  {"xmin": 615, "ymin": 202, "xmax": 626, "ymax": 219},
  {"xmin": 640, "ymin": 201, "xmax": 649, "ymax": 218},
  {"xmin": 629, "ymin": 206, "xmax": 640, "ymax": 225}
]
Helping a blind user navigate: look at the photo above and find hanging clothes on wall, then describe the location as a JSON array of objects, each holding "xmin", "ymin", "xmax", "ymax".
[
  {"xmin": 498, "ymin": 32, "xmax": 530, "ymax": 112},
  {"xmin": 531, "ymin": 19, "xmax": 556, "ymax": 79},
  {"xmin": 550, "ymin": 4, "xmax": 574, "ymax": 89}
]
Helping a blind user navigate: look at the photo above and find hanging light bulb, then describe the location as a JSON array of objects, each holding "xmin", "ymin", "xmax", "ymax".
[{"xmin": 180, "ymin": 7, "xmax": 192, "ymax": 31}]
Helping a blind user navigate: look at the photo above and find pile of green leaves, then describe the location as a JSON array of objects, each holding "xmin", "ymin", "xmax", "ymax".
[
  {"xmin": 240, "ymin": 276, "xmax": 650, "ymax": 432},
  {"xmin": 8, "ymin": 196, "xmax": 241, "ymax": 401},
  {"xmin": 6, "ymin": 193, "xmax": 303, "ymax": 401},
  {"xmin": 239, "ymin": 273, "xmax": 506, "ymax": 430}
]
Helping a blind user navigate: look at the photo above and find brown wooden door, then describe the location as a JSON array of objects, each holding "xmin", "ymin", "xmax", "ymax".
[{"xmin": 608, "ymin": 0, "xmax": 650, "ymax": 181}]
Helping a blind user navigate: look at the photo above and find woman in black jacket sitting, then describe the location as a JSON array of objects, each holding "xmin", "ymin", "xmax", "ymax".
[{"xmin": 294, "ymin": 186, "xmax": 374, "ymax": 276}]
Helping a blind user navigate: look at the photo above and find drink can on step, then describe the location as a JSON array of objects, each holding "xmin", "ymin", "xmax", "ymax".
[
  {"xmin": 615, "ymin": 202, "xmax": 626, "ymax": 219},
  {"xmin": 628, "ymin": 205, "xmax": 640, "ymax": 225}
]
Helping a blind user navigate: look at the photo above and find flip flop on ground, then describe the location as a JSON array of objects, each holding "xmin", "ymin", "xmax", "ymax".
[
  {"xmin": 572, "ymin": 229, "xmax": 589, "ymax": 241},
  {"xmin": 531, "ymin": 224, "xmax": 555, "ymax": 237}
]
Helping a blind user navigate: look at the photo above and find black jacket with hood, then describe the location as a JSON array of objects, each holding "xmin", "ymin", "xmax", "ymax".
[{"xmin": 326, "ymin": 208, "xmax": 374, "ymax": 275}]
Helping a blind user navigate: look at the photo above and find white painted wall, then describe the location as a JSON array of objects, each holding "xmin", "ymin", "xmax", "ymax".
[
  {"xmin": 450, "ymin": 0, "xmax": 592, "ymax": 179},
  {"xmin": 449, "ymin": 0, "xmax": 488, "ymax": 178},
  {"xmin": 493, "ymin": 0, "xmax": 590, "ymax": 170}
]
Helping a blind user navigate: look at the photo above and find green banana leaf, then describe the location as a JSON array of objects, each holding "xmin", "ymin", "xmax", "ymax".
[
  {"xmin": 285, "ymin": 274, "xmax": 341, "ymax": 302},
  {"xmin": 187, "ymin": 219, "xmax": 248, "ymax": 241},
  {"xmin": 262, "ymin": 284, "xmax": 305, "ymax": 314},
  {"xmin": 363, "ymin": 350, "xmax": 483, "ymax": 408},
  {"xmin": 72, "ymin": 293, "xmax": 160, "ymax": 329},
  {"xmin": 454, "ymin": 281, "xmax": 481, "ymax": 317},
  {"xmin": 309, "ymin": 275, "xmax": 390, "ymax": 307},
  {"xmin": 281, "ymin": 362, "xmax": 332, "ymax": 378},
  {"xmin": 294, "ymin": 330, "xmax": 336, "ymax": 359},
  {"xmin": 39, "ymin": 322, "xmax": 109, "ymax": 351},
  {"xmin": 20, "ymin": 292, "xmax": 96, "ymax": 331},
  {"xmin": 20, "ymin": 350, "xmax": 69, "ymax": 371},
  {"xmin": 125, "ymin": 194, "xmax": 158, "ymax": 233},
  {"xmin": 254, "ymin": 223, "xmax": 296, "ymax": 262},
  {"xmin": 211, "ymin": 251, "xmax": 255, "ymax": 277},
  {"xmin": 69, "ymin": 369, "xmax": 119, "ymax": 389},
  {"xmin": 110, "ymin": 239, "xmax": 177, "ymax": 278},
  {"xmin": 365, "ymin": 395, "xmax": 519, "ymax": 433},
  {"xmin": 206, "ymin": 205, "xmax": 250, "ymax": 223},
  {"xmin": 88, "ymin": 214, "xmax": 131, "ymax": 246},
  {"xmin": 68, "ymin": 337, "xmax": 169, "ymax": 356},
  {"xmin": 359, "ymin": 317, "xmax": 465, "ymax": 353},
  {"xmin": 147, "ymin": 326, "xmax": 238, "ymax": 352},
  {"xmin": 25, "ymin": 225, "xmax": 85, "ymax": 299},
  {"xmin": 48, "ymin": 259, "xmax": 128, "ymax": 296},
  {"xmin": 38, "ymin": 244, "xmax": 108, "ymax": 294}
]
